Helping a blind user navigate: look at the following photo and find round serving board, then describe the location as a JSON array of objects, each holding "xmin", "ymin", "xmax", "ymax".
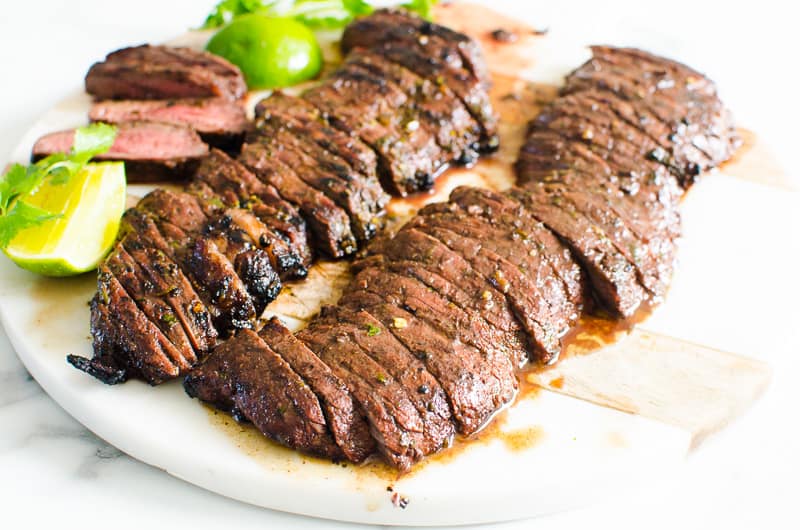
[{"xmin": 0, "ymin": 2, "xmax": 782, "ymax": 525}]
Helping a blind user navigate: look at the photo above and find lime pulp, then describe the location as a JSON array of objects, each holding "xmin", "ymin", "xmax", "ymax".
[{"xmin": 3, "ymin": 162, "xmax": 126, "ymax": 277}]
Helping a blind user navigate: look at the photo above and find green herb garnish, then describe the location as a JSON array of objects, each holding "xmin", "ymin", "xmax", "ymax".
[
  {"xmin": 202, "ymin": 0, "xmax": 438, "ymax": 30},
  {"xmin": 0, "ymin": 123, "xmax": 117, "ymax": 248},
  {"xmin": 366, "ymin": 323, "xmax": 381, "ymax": 336}
]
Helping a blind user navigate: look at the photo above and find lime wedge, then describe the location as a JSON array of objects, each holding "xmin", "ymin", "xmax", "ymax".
[{"xmin": 3, "ymin": 162, "xmax": 126, "ymax": 276}]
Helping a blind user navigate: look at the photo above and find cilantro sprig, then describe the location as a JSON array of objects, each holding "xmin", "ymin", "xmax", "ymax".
[
  {"xmin": 202, "ymin": 0, "xmax": 437, "ymax": 30},
  {"xmin": 0, "ymin": 123, "xmax": 117, "ymax": 247}
]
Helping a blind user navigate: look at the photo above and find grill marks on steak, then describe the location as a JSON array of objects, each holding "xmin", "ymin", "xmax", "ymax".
[
  {"xmin": 74, "ymin": 10, "xmax": 498, "ymax": 393},
  {"xmin": 238, "ymin": 140, "xmax": 359, "ymax": 258},
  {"xmin": 562, "ymin": 46, "xmax": 739, "ymax": 187},
  {"xmin": 515, "ymin": 46, "xmax": 738, "ymax": 315},
  {"xmin": 340, "ymin": 8, "xmax": 498, "ymax": 151},
  {"xmin": 184, "ymin": 329, "xmax": 344, "ymax": 460},
  {"xmin": 247, "ymin": 124, "xmax": 388, "ymax": 243},
  {"xmin": 206, "ymin": 46, "xmax": 737, "ymax": 469},
  {"xmin": 32, "ymin": 121, "xmax": 209, "ymax": 183},
  {"xmin": 303, "ymin": 63, "xmax": 444, "ymax": 195},
  {"xmin": 85, "ymin": 44, "xmax": 247, "ymax": 101}
]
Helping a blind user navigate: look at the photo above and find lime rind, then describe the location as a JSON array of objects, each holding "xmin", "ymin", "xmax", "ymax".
[{"xmin": 3, "ymin": 162, "xmax": 126, "ymax": 277}]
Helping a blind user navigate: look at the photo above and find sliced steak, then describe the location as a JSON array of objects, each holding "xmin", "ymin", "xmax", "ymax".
[
  {"xmin": 563, "ymin": 46, "xmax": 739, "ymax": 186},
  {"xmin": 105, "ymin": 244, "xmax": 196, "ymax": 371},
  {"xmin": 406, "ymin": 213, "xmax": 562, "ymax": 362},
  {"xmin": 239, "ymin": 141, "xmax": 358, "ymax": 258},
  {"xmin": 136, "ymin": 189, "xmax": 281, "ymax": 314},
  {"xmin": 303, "ymin": 65, "xmax": 443, "ymax": 195},
  {"xmin": 509, "ymin": 186, "xmax": 647, "ymax": 317},
  {"xmin": 315, "ymin": 305, "xmax": 455, "ymax": 454},
  {"xmin": 447, "ymin": 186, "xmax": 586, "ymax": 308},
  {"xmin": 68, "ymin": 267, "xmax": 181, "ymax": 385},
  {"xmin": 119, "ymin": 237, "xmax": 218, "ymax": 355},
  {"xmin": 121, "ymin": 207, "xmax": 257, "ymax": 335},
  {"xmin": 414, "ymin": 202, "xmax": 577, "ymax": 363},
  {"xmin": 184, "ymin": 329, "xmax": 343, "ymax": 460},
  {"xmin": 345, "ymin": 49, "xmax": 481, "ymax": 164},
  {"xmin": 258, "ymin": 317, "xmax": 375, "ymax": 463},
  {"xmin": 298, "ymin": 319, "xmax": 430, "ymax": 470},
  {"xmin": 254, "ymin": 92, "xmax": 379, "ymax": 184},
  {"xmin": 341, "ymin": 8, "xmax": 490, "ymax": 87},
  {"xmin": 89, "ymin": 98, "xmax": 249, "ymax": 150},
  {"xmin": 340, "ymin": 287, "xmax": 517, "ymax": 436},
  {"xmin": 32, "ymin": 121, "xmax": 209, "ymax": 182},
  {"xmin": 248, "ymin": 126, "xmax": 387, "ymax": 242},
  {"xmin": 85, "ymin": 44, "xmax": 247, "ymax": 101},
  {"xmin": 340, "ymin": 9, "xmax": 498, "ymax": 149},
  {"xmin": 360, "ymin": 227, "xmax": 529, "ymax": 367},
  {"xmin": 190, "ymin": 149, "xmax": 311, "ymax": 277}
]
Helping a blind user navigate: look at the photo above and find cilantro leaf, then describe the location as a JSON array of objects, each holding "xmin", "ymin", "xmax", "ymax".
[
  {"xmin": 201, "ymin": 0, "xmax": 377, "ymax": 30},
  {"xmin": 0, "ymin": 123, "xmax": 117, "ymax": 248},
  {"xmin": 72, "ymin": 122, "xmax": 118, "ymax": 164},
  {"xmin": 0, "ymin": 201, "xmax": 61, "ymax": 248},
  {"xmin": 202, "ymin": 0, "xmax": 277, "ymax": 29},
  {"xmin": 401, "ymin": 0, "xmax": 438, "ymax": 20}
]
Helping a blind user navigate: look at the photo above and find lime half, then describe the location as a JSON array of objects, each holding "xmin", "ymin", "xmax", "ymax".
[
  {"xmin": 4, "ymin": 162, "xmax": 126, "ymax": 277},
  {"xmin": 206, "ymin": 14, "xmax": 323, "ymax": 89}
]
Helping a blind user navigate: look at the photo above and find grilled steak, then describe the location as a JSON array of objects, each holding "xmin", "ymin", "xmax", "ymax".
[
  {"xmin": 239, "ymin": 140, "xmax": 359, "ymax": 258},
  {"xmin": 184, "ymin": 329, "xmax": 344, "ymax": 460},
  {"xmin": 340, "ymin": 8, "xmax": 498, "ymax": 150},
  {"xmin": 257, "ymin": 318, "xmax": 375, "ymax": 462},
  {"xmin": 178, "ymin": 44, "xmax": 735, "ymax": 470},
  {"xmin": 85, "ymin": 44, "xmax": 247, "ymax": 101},
  {"xmin": 89, "ymin": 98, "xmax": 249, "ymax": 150},
  {"xmin": 32, "ymin": 121, "xmax": 209, "ymax": 182},
  {"xmin": 254, "ymin": 92, "xmax": 378, "ymax": 182},
  {"xmin": 190, "ymin": 149, "xmax": 311, "ymax": 278},
  {"xmin": 247, "ymin": 124, "xmax": 388, "ymax": 242}
]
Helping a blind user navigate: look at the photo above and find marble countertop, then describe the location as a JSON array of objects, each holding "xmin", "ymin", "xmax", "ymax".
[{"xmin": 2, "ymin": 1, "xmax": 798, "ymax": 528}]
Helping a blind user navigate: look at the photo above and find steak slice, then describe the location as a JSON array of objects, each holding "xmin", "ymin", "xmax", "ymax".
[
  {"xmin": 184, "ymin": 329, "xmax": 343, "ymax": 460},
  {"xmin": 340, "ymin": 288, "xmax": 517, "ymax": 436},
  {"xmin": 68, "ymin": 267, "xmax": 181, "ymax": 385},
  {"xmin": 516, "ymin": 129, "xmax": 683, "ymax": 241},
  {"xmin": 32, "ymin": 121, "xmax": 209, "ymax": 182},
  {"xmin": 408, "ymin": 214, "xmax": 563, "ymax": 363},
  {"xmin": 190, "ymin": 149, "xmax": 311, "ymax": 277},
  {"xmin": 239, "ymin": 141, "xmax": 358, "ymax": 258},
  {"xmin": 121, "ymin": 207, "xmax": 257, "ymax": 335},
  {"xmin": 340, "ymin": 9, "xmax": 498, "ymax": 149},
  {"xmin": 360, "ymin": 227, "xmax": 529, "ymax": 366},
  {"xmin": 119, "ymin": 237, "xmax": 218, "ymax": 356},
  {"xmin": 248, "ymin": 125, "xmax": 387, "ymax": 242},
  {"xmin": 89, "ymin": 98, "xmax": 249, "ymax": 150},
  {"xmin": 341, "ymin": 8, "xmax": 490, "ymax": 87},
  {"xmin": 85, "ymin": 44, "xmax": 247, "ymax": 101},
  {"xmin": 447, "ymin": 186, "xmax": 586, "ymax": 308},
  {"xmin": 349, "ymin": 39, "xmax": 497, "ymax": 152},
  {"xmin": 258, "ymin": 318, "xmax": 375, "ymax": 463},
  {"xmin": 509, "ymin": 186, "xmax": 647, "ymax": 317},
  {"xmin": 414, "ymin": 202, "xmax": 578, "ymax": 363},
  {"xmin": 254, "ymin": 92, "xmax": 379, "ymax": 184},
  {"xmin": 105, "ymin": 244, "xmax": 196, "ymax": 371},
  {"xmin": 298, "ymin": 319, "xmax": 429, "ymax": 470},
  {"xmin": 137, "ymin": 189, "xmax": 281, "ymax": 315},
  {"xmin": 302, "ymin": 65, "xmax": 444, "ymax": 195},
  {"xmin": 314, "ymin": 306, "xmax": 456, "ymax": 455},
  {"xmin": 345, "ymin": 49, "xmax": 481, "ymax": 165},
  {"xmin": 563, "ymin": 47, "xmax": 739, "ymax": 185}
]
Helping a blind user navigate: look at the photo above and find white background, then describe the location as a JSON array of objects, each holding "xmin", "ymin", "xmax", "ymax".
[{"xmin": 1, "ymin": 1, "xmax": 799, "ymax": 528}]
